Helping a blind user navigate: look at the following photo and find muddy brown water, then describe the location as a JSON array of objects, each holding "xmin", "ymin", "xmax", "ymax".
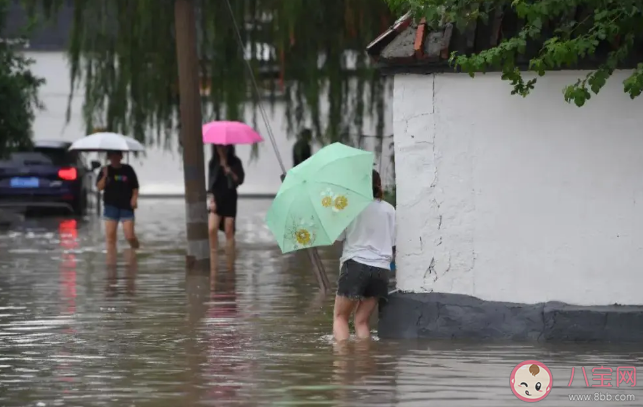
[{"xmin": 1, "ymin": 199, "xmax": 642, "ymax": 406}]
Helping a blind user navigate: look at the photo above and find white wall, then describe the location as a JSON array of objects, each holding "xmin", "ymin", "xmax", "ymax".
[
  {"xmin": 28, "ymin": 52, "xmax": 394, "ymax": 196},
  {"xmin": 393, "ymin": 71, "xmax": 643, "ymax": 306}
]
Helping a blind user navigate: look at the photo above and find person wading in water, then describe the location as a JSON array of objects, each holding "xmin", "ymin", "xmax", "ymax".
[
  {"xmin": 333, "ymin": 170, "xmax": 395, "ymax": 341},
  {"xmin": 96, "ymin": 150, "xmax": 140, "ymax": 255},
  {"xmin": 207, "ymin": 145, "xmax": 245, "ymax": 275}
]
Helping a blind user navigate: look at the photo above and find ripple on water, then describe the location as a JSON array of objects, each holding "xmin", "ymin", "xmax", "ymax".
[{"xmin": 1, "ymin": 200, "xmax": 643, "ymax": 406}]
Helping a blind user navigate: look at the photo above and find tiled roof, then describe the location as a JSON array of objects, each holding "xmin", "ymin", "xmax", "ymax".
[
  {"xmin": 367, "ymin": 7, "xmax": 643, "ymax": 75},
  {"xmin": 366, "ymin": 10, "xmax": 505, "ymax": 75},
  {"xmin": 366, "ymin": 12, "xmax": 455, "ymax": 69}
]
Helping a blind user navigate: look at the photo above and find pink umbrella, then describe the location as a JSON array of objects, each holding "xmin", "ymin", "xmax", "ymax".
[{"xmin": 202, "ymin": 121, "xmax": 264, "ymax": 145}]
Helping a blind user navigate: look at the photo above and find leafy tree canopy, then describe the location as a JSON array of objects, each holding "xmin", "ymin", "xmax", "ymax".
[
  {"xmin": 24, "ymin": 0, "xmax": 392, "ymax": 149},
  {"xmin": 0, "ymin": 0, "xmax": 44, "ymax": 159},
  {"xmin": 385, "ymin": 0, "xmax": 643, "ymax": 107}
]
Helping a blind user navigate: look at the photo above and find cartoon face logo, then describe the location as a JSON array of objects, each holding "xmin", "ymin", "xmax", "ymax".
[{"xmin": 510, "ymin": 360, "xmax": 552, "ymax": 402}]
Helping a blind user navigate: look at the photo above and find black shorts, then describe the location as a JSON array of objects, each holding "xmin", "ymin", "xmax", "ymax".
[
  {"xmin": 337, "ymin": 259, "xmax": 390, "ymax": 300},
  {"xmin": 213, "ymin": 191, "xmax": 238, "ymax": 218}
]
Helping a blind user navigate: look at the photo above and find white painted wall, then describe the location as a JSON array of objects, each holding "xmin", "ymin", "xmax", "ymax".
[
  {"xmin": 393, "ymin": 71, "xmax": 643, "ymax": 306},
  {"xmin": 28, "ymin": 52, "xmax": 394, "ymax": 196}
]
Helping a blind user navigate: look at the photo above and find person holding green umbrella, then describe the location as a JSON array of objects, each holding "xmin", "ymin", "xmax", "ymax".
[
  {"xmin": 265, "ymin": 143, "xmax": 396, "ymax": 341},
  {"xmin": 333, "ymin": 169, "xmax": 395, "ymax": 341},
  {"xmin": 266, "ymin": 142, "xmax": 377, "ymax": 254}
]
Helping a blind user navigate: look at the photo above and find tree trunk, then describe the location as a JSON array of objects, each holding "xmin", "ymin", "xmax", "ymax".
[{"xmin": 174, "ymin": 0, "xmax": 210, "ymax": 273}]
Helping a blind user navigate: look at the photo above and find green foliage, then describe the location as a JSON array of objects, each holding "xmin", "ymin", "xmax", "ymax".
[
  {"xmin": 383, "ymin": 185, "xmax": 396, "ymax": 207},
  {"xmin": 0, "ymin": 0, "xmax": 44, "ymax": 159},
  {"xmin": 24, "ymin": 0, "xmax": 392, "ymax": 150},
  {"xmin": 385, "ymin": 0, "xmax": 643, "ymax": 107}
]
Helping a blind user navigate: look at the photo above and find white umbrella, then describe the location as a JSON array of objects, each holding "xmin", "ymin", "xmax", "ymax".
[{"xmin": 68, "ymin": 132, "xmax": 145, "ymax": 152}]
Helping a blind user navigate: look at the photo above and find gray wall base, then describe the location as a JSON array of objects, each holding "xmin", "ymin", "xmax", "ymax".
[{"xmin": 378, "ymin": 292, "xmax": 643, "ymax": 343}]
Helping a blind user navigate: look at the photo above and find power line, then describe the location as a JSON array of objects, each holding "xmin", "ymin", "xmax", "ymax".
[{"xmin": 223, "ymin": 0, "xmax": 286, "ymax": 174}]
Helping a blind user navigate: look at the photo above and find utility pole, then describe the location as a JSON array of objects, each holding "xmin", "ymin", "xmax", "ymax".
[{"xmin": 174, "ymin": 0, "xmax": 210, "ymax": 272}]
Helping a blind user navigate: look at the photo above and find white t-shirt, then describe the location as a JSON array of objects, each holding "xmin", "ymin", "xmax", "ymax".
[{"xmin": 337, "ymin": 199, "xmax": 396, "ymax": 270}]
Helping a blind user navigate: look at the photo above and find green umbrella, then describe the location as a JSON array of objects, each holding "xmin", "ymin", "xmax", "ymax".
[{"xmin": 265, "ymin": 142, "xmax": 374, "ymax": 253}]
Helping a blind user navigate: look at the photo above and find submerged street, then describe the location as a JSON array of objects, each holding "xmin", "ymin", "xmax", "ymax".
[{"xmin": 1, "ymin": 199, "xmax": 642, "ymax": 406}]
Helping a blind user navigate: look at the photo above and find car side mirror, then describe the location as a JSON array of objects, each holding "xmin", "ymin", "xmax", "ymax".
[{"xmin": 90, "ymin": 160, "xmax": 101, "ymax": 170}]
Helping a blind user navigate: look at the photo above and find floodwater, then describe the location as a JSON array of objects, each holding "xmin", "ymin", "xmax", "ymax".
[{"xmin": 1, "ymin": 199, "xmax": 642, "ymax": 407}]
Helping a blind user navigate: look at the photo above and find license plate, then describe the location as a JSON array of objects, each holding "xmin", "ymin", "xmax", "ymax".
[{"xmin": 10, "ymin": 177, "xmax": 39, "ymax": 188}]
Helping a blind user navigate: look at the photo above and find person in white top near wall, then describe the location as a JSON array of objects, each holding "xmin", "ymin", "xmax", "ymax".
[{"xmin": 333, "ymin": 170, "xmax": 396, "ymax": 341}]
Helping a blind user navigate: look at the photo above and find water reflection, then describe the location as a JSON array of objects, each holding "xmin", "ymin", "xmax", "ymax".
[
  {"xmin": 105, "ymin": 249, "xmax": 137, "ymax": 298},
  {"xmin": 125, "ymin": 249, "xmax": 137, "ymax": 295},
  {"xmin": 57, "ymin": 219, "xmax": 77, "ymax": 392},
  {"xmin": 186, "ymin": 270, "xmax": 254, "ymax": 406},
  {"xmin": 331, "ymin": 340, "xmax": 398, "ymax": 406},
  {"xmin": 185, "ymin": 275, "xmax": 210, "ymax": 406},
  {"xmin": 58, "ymin": 219, "xmax": 78, "ymax": 315},
  {"xmin": 206, "ymin": 270, "xmax": 243, "ymax": 401},
  {"xmin": 1, "ymin": 199, "xmax": 643, "ymax": 407}
]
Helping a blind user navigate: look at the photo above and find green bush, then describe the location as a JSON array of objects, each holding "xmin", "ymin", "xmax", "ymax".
[{"xmin": 0, "ymin": 0, "xmax": 44, "ymax": 159}]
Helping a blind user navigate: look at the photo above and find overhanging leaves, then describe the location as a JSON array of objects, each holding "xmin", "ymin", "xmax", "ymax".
[
  {"xmin": 386, "ymin": 0, "xmax": 643, "ymax": 107},
  {"xmin": 23, "ymin": 0, "xmax": 393, "ymax": 151}
]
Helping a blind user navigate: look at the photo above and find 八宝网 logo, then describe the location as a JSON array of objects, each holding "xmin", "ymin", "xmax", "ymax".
[{"xmin": 510, "ymin": 360, "xmax": 552, "ymax": 402}]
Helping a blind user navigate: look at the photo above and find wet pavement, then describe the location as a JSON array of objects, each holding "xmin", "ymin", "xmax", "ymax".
[{"xmin": 1, "ymin": 198, "xmax": 643, "ymax": 406}]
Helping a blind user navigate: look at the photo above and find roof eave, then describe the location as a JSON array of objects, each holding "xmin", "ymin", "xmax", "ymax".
[
  {"xmin": 366, "ymin": 11, "xmax": 413, "ymax": 58},
  {"xmin": 370, "ymin": 22, "xmax": 455, "ymax": 72}
]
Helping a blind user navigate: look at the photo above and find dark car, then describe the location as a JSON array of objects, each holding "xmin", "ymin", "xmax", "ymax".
[{"xmin": 0, "ymin": 140, "xmax": 101, "ymax": 215}]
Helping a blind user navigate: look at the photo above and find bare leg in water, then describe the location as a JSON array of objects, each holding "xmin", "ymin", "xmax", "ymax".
[
  {"xmin": 353, "ymin": 297, "xmax": 378, "ymax": 339},
  {"xmin": 122, "ymin": 219, "xmax": 140, "ymax": 249},
  {"xmin": 208, "ymin": 208, "xmax": 221, "ymax": 288},
  {"xmin": 208, "ymin": 195, "xmax": 236, "ymax": 289},
  {"xmin": 333, "ymin": 296, "xmax": 378, "ymax": 341},
  {"xmin": 333, "ymin": 295, "xmax": 357, "ymax": 341},
  {"xmin": 105, "ymin": 220, "xmax": 118, "ymax": 266},
  {"xmin": 223, "ymin": 217, "xmax": 235, "ymax": 271}
]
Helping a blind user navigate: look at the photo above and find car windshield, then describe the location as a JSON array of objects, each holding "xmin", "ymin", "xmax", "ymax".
[
  {"xmin": 34, "ymin": 147, "xmax": 75, "ymax": 166},
  {"xmin": 8, "ymin": 152, "xmax": 54, "ymax": 165},
  {"xmin": 9, "ymin": 147, "xmax": 75, "ymax": 166}
]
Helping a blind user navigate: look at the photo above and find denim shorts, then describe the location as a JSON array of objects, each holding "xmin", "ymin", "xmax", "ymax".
[
  {"xmin": 337, "ymin": 259, "xmax": 390, "ymax": 300},
  {"xmin": 103, "ymin": 205, "xmax": 134, "ymax": 222}
]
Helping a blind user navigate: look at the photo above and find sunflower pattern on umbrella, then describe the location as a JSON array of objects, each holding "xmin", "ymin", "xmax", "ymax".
[
  {"xmin": 265, "ymin": 142, "xmax": 374, "ymax": 254},
  {"xmin": 285, "ymin": 216, "xmax": 317, "ymax": 250},
  {"xmin": 320, "ymin": 188, "xmax": 349, "ymax": 212}
]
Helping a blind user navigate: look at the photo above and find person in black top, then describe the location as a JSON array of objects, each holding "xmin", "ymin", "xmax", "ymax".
[
  {"xmin": 292, "ymin": 128, "xmax": 312, "ymax": 167},
  {"xmin": 96, "ymin": 150, "xmax": 140, "ymax": 251},
  {"xmin": 207, "ymin": 145, "xmax": 245, "ymax": 273}
]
